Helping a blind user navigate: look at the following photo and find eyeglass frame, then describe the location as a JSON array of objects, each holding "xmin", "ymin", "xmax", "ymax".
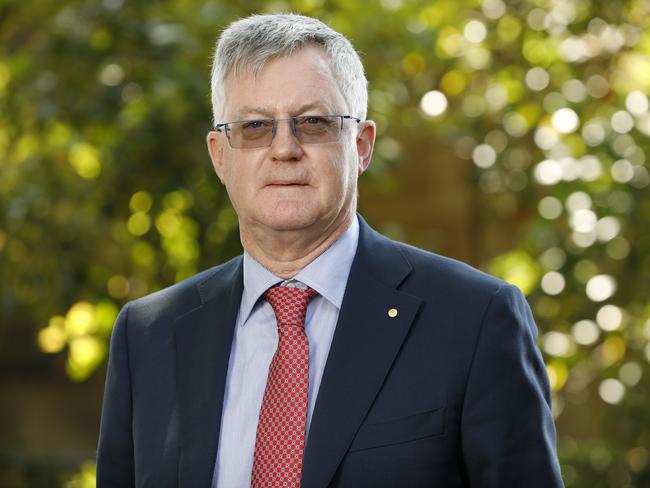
[{"xmin": 213, "ymin": 114, "xmax": 361, "ymax": 149}]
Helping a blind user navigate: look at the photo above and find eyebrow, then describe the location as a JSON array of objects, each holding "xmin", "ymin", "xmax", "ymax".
[{"xmin": 232, "ymin": 102, "xmax": 336, "ymax": 120}]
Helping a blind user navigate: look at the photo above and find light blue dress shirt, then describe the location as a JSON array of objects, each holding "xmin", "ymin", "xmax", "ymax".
[{"xmin": 211, "ymin": 216, "xmax": 360, "ymax": 488}]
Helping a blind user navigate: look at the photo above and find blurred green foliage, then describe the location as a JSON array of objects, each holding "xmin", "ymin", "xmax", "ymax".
[{"xmin": 1, "ymin": 0, "xmax": 649, "ymax": 487}]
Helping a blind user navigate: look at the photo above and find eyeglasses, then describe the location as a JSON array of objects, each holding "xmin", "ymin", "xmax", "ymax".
[{"xmin": 214, "ymin": 115, "xmax": 361, "ymax": 149}]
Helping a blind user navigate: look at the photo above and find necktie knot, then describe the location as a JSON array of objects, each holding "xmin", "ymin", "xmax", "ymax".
[{"xmin": 265, "ymin": 285, "xmax": 317, "ymax": 328}]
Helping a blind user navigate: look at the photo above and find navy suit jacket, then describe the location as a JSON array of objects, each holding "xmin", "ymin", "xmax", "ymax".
[{"xmin": 97, "ymin": 216, "xmax": 564, "ymax": 487}]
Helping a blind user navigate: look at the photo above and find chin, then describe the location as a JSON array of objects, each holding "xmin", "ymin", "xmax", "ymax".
[
  {"xmin": 264, "ymin": 215, "xmax": 317, "ymax": 232},
  {"xmin": 259, "ymin": 205, "xmax": 320, "ymax": 231}
]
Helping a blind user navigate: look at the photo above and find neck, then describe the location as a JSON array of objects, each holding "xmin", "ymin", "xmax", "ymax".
[{"xmin": 241, "ymin": 211, "xmax": 354, "ymax": 279}]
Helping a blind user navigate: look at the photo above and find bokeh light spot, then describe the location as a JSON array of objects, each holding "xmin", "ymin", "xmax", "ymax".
[
  {"xmin": 611, "ymin": 110, "xmax": 634, "ymax": 133},
  {"xmin": 69, "ymin": 142, "xmax": 101, "ymax": 179},
  {"xmin": 534, "ymin": 127, "xmax": 559, "ymax": 150},
  {"xmin": 107, "ymin": 275, "xmax": 130, "ymax": 299},
  {"xmin": 611, "ymin": 159, "xmax": 634, "ymax": 183},
  {"xmin": 98, "ymin": 63, "xmax": 125, "ymax": 86},
  {"xmin": 497, "ymin": 15, "xmax": 521, "ymax": 43},
  {"xmin": 127, "ymin": 212, "xmax": 151, "ymax": 236},
  {"xmin": 625, "ymin": 90, "xmax": 649, "ymax": 115},
  {"xmin": 130, "ymin": 191, "xmax": 153, "ymax": 213},
  {"xmin": 579, "ymin": 155, "xmax": 603, "ymax": 181},
  {"xmin": 534, "ymin": 159, "xmax": 563, "ymax": 185},
  {"xmin": 65, "ymin": 302, "xmax": 97, "ymax": 336},
  {"xmin": 572, "ymin": 320, "xmax": 600, "ymax": 345},
  {"xmin": 163, "ymin": 190, "xmax": 194, "ymax": 211},
  {"xmin": 542, "ymin": 332, "xmax": 574, "ymax": 357},
  {"xmin": 541, "ymin": 271, "xmax": 565, "ymax": 295},
  {"xmin": 626, "ymin": 447, "xmax": 650, "ymax": 473},
  {"xmin": 67, "ymin": 336, "xmax": 106, "ymax": 382},
  {"xmin": 540, "ymin": 247, "xmax": 566, "ymax": 270},
  {"xmin": 598, "ymin": 378, "xmax": 625, "ymax": 404},
  {"xmin": 482, "ymin": 0, "xmax": 506, "ymax": 20},
  {"xmin": 562, "ymin": 79, "xmax": 587, "ymax": 103},
  {"xmin": 464, "ymin": 20, "xmax": 487, "ymax": 43},
  {"xmin": 571, "ymin": 230, "xmax": 597, "ymax": 248},
  {"xmin": 566, "ymin": 191, "xmax": 592, "ymax": 211},
  {"xmin": 601, "ymin": 336, "xmax": 626, "ymax": 366},
  {"xmin": 586, "ymin": 74, "xmax": 609, "ymax": 98},
  {"xmin": 462, "ymin": 94, "xmax": 486, "ymax": 117},
  {"xmin": 420, "ymin": 90, "xmax": 448, "ymax": 117},
  {"xmin": 489, "ymin": 251, "xmax": 540, "ymax": 295},
  {"xmin": 586, "ymin": 275, "xmax": 617, "ymax": 302},
  {"xmin": 440, "ymin": 70, "xmax": 467, "ymax": 96},
  {"xmin": 502, "ymin": 112, "xmax": 528, "ymax": 137},
  {"xmin": 552, "ymin": 108, "xmax": 579, "ymax": 134},
  {"xmin": 525, "ymin": 67, "xmax": 550, "ymax": 91},
  {"xmin": 595, "ymin": 216, "xmax": 620, "ymax": 242},
  {"xmin": 38, "ymin": 316, "xmax": 67, "ymax": 353},
  {"xmin": 596, "ymin": 304, "xmax": 623, "ymax": 331},
  {"xmin": 527, "ymin": 9, "xmax": 548, "ymax": 31},
  {"xmin": 538, "ymin": 196, "xmax": 563, "ymax": 219},
  {"xmin": 472, "ymin": 144, "xmax": 497, "ymax": 168},
  {"xmin": 569, "ymin": 208, "xmax": 597, "ymax": 233},
  {"xmin": 582, "ymin": 119, "xmax": 608, "ymax": 146},
  {"xmin": 546, "ymin": 361, "xmax": 569, "ymax": 391},
  {"xmin": 465, "ymin": 46, "xmax": 491, "ymax": 70},
  {"xmin": 619, "ymin": 362, "xmax": 642, "ymax": 387},
  {"xmin": 156, "ymin": 210, "xmax": 182, "ymax": 236}
]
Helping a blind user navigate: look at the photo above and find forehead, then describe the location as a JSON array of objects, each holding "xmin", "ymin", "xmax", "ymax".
[{"xmin": 223, "ymin": 45, "xmax": 348, "ymax": 119}]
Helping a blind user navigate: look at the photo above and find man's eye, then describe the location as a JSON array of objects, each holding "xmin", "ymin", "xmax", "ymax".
[
  {"xmin": 243, "ymin": 120, "xmax": 268, "ymax": 129},
  {"xmin": 304, "ymin": 116, "xmax": 325, "ymax": 124}
]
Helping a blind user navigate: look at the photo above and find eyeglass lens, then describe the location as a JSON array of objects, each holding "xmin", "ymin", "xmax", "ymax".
[{"xmin": 226, "ymin": 116, "xmax": 344, "ymax": 149}]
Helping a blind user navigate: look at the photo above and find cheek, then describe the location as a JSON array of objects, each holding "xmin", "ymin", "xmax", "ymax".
[
  {"xmin": 219, "ymin": 162, "xmax": 245, "ymax": 209},
  {"xmin": 321, "ymin": 158, "xmax": 356, "ymax": 204},
  {"xmin": 340, "ymin": 136, "xmax": 361, "ymax": 179},
  {"xmin": 337, "ymin": 146, "xmax": 360, "ymax": 189},
  {"xmin": 223, "ymin": 155, "xmax": 258, "ymax": 197},
  {"xmin": 335, "ymin": 138, "xmax": 357, "ymax": 172}
]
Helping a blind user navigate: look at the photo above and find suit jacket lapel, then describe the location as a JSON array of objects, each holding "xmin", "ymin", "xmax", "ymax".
[
  {"xmin": 174, "ymin": 257, "xmax": 243, "ymax": 487},
  {"xmin": 301, "ymin": 217, "xmax": 422, "ymax": 488}
]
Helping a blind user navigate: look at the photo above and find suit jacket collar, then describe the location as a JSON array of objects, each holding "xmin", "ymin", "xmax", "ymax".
[
  {"xmin": 301, "ymin": 215, "xmax": 422, "ymax": 487},
  {"xmin": 174, "ymin": 256, "xmax": 244, "ymax": 487}
]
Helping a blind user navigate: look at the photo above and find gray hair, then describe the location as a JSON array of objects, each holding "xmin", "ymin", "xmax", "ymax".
[{"xmin": 210, "ymin": 13, "xmax": 368, "ymax": 125}]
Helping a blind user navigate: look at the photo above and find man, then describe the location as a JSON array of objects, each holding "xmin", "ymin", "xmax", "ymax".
[{"xmin": 97, "ymin": 13, "xmax": 564, "ymax": 488}]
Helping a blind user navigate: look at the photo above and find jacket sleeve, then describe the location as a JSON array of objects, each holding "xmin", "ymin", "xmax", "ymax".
[
  {"xmin": 96, "ymin": 302, "xmax": 136, "ymax": 487},
  {"xmin": 460, "ymin": 284, "xmax": 564, "ymax": 487}
]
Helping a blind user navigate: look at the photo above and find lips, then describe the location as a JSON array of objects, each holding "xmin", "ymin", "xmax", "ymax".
[{"xmin": 265, "ymin": 181, "xmax": 308, "ymax": 186}]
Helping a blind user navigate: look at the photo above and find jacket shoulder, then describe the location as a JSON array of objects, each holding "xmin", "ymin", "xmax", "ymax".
[
  {"xmin": 124, "ymin": 255, "xmax": 242, "ymax": 325},
  {"xmin": 392, "ymin": 239, "xmax": 511, "ymax": 299}
]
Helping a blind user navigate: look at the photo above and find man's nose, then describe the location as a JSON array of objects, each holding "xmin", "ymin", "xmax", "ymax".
[{"xmin": 269, "ymin": 119, "xmax": 304, "ymax": 161}]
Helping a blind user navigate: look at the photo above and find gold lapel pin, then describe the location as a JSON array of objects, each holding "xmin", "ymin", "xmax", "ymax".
[{"xmin": 388, "ymin": 308, "xmax": 398, "ymax": 318}]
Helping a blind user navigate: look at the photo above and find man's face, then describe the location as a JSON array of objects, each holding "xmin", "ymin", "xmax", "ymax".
[{"xmin": 207, "ymin": 45, "xmax": 374, "ymax": 238}]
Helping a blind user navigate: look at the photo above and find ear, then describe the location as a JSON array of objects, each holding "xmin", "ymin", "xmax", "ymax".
[
  {"xmin": 206, "ymin": 130, "xmax": 225, "ymax": 183},
  {"xmin": 356, "ymin": 120, "xmax": 376, "ymax": 175}
]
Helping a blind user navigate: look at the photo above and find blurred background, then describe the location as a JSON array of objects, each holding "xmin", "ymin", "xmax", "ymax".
[{"xmin": 1, "ymin": 0, "xmax": 649, "ymax": 486}]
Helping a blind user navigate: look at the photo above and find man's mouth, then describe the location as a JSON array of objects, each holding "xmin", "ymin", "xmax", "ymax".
[{"xmin": 266, "ymin": 181, "xmax": 308, "ymax": 186}]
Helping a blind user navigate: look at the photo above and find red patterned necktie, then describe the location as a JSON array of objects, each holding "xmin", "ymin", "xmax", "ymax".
[{"xmin": 251, "ymin": 285, "xmax": 317, "ymax": 488}]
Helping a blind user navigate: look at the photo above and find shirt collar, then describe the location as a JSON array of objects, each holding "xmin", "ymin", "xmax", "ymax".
[{"xmin": 239, "ymin": 215, "xmax": 359, "ymax": 327}]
